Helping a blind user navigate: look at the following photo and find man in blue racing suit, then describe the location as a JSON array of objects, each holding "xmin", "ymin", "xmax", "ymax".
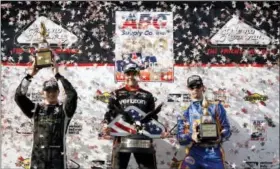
[{"xmin": 177, "ymin": 75, "xmax": 231, "ymax": 169}]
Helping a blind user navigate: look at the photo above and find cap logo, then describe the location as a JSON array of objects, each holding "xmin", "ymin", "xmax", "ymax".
[
  {"xmin": 126, "ymin": 63, "xmax": 137, "ymax": 69},
  {"xmin": 45, "ymin": 80, "xmax": 57, "ymax": 87},
  {"xmin": 188, "ymin": 76, "xmax": 201, "ymax": 82}
]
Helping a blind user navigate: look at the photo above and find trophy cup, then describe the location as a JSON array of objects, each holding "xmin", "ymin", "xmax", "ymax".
[
  {"xmin": 35, "ymin": 22, "xmax": 53, "ymax": 68},
  {"xmin": 198, "ymin": 96, "xmax": 219, "ymax": 142}
]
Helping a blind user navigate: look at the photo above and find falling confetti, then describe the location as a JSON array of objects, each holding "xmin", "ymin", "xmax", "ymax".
[{"xmin": 1, "ymin": 1, "xmax": 279, "ymax": 169}]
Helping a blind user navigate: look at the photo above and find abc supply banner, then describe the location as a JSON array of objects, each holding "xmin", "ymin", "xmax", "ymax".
[{"xmin": 114, "ymin": 12, "xmax": 174, "ymax": 82}]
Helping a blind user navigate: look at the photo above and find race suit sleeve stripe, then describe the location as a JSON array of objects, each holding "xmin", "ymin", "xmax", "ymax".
[
  {"xmin": 56, "ymin": 73, "xmax": 78, "ymax": 118},
  {"xmin": 177, "ymin": 110, "xmax": 193, "ymax": 145},
  {"xmin": 14, "ymin": 75, "xmax": 35, "ymax": 119},
  {"xmin": 215, "ymin": 103, "xmax": 231, "ymax": 141}
]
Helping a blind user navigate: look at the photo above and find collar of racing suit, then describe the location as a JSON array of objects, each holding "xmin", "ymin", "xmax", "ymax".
[
  {"xmin": 191, "ymin": 98, "xmax": 203, "ymax": 102},
  {"xmin": 191, "ymin": 99, "xmax": 203, "ymax": 105},
  {"xmin": 125, "ymin": 84, "xmax": 140, "ymax": 91},
  {"xmin": 41, "ymin": 102, "xmax": 62, "ymax": 107}
]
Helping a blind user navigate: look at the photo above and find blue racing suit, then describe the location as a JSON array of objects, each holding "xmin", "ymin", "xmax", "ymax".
[{"xmin": 177, "ymin": 101, "xmax": 231, "ymax": 169}]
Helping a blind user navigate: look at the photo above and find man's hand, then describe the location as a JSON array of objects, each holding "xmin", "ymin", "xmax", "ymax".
[
  {"xmin": 29, "ymin": 57, "xmax": 40, "ymax": 77},
  {"xmin": 102, "ymin": 127, "xmax": 111, "ymax": 136},
  {"xmin": 122, "ymin": 113, "xmax": 134, "ymax": 124},
  {"xmin": 191, "ymin": 122, "xmax": 200, "ymax": 143},
  {"xmin": 101, "ymin": 123, "xmax": 111, "ymax": 136},
  {"xmin": 213, "ymin": 135, "xmax": 222, "ymax": 144},
  {"xmin": 99, "ymin": 127, "xmax": 112, "ymax": 140},
  {"xmin": 160, "ymin": 131, "xmax": 170, "ymax": 139}
]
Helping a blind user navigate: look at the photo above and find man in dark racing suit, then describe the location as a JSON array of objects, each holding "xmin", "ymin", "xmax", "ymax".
[
  {"xmin": 14, "ymin": 60, "xmax": 78, "ymax": 169},
  {"xmin": 102, "ymin": 63, "xmax": 162, "ymax": 169}
]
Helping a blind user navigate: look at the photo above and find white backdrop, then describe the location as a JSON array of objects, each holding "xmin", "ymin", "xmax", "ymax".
[{"xmin": 1, "ymin": 65, "xmax": 279, "ymax": 169}]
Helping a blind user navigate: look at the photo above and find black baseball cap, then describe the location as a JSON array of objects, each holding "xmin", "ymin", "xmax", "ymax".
[
  {"xmin": 123, "ymin": 63, "xmax": 140, "ymax": 74},
  {"xmin": 43, "ymin": 79, "xmax": 59, "ymax": 91},
  {"xmin": 187, "ymin": 75, "xmax": 203, "ymax": 88}
]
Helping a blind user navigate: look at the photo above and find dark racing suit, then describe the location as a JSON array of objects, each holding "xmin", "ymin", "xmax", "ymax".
[
  {"xmin": 14, "ymin": 73, "xmax": 78, "ymax": 169},
  {"xmin": 177, "ymin": 101, "xmax": 231, "ymax": 169},
  {"xmin": 104, "ymin": 85, "xmax": 158, "ymax": 169}
]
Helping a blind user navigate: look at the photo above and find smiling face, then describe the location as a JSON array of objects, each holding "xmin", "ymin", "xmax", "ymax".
[
  {"xmin": 124, "ymin": 71, "xmax": 140, "ymax": 87},
  {"xmin": 188, "ymin": 84, "xmax": 205, "ymax": 100}
]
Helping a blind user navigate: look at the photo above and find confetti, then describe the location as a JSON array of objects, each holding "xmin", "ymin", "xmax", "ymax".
[{"xmin": 1, "ymin": 2, "xmax": 279, "ymax": 169}]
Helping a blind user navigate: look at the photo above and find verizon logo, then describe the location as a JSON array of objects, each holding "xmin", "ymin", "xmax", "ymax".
[
  {"xmin": 210, "ymin": 15, "xmax": 271, "ymax": 45},
  {"xmin": 119, "ymin": 99, "xmax": 147, "ymax": 105}
]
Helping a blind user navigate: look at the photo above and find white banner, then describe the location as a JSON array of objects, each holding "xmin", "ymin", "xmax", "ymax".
[
  {"xmin": 16, "ymin": 16, "xmax": 78, "ymax": 45},
  {"xmin": 210, "ymin": 15, "xmax": 271, "ymax": 45}
]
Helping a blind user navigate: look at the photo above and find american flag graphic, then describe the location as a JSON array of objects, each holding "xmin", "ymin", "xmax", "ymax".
[{"xmin": 108, "ymin": 106, "xmax": 166, "ymax": 138}]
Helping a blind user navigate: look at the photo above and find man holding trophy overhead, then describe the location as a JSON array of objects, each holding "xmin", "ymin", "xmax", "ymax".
[
  {"xmin": 177, "ymin": 75, "xmax": 231, "ymax": 169},
  {"xmin": 14, "ymin": 22, "xmax": 78, "ymax": 169}
]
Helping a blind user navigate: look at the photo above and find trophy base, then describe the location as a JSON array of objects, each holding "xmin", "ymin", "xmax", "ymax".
[
  {"xmin": 199, "ymin": 123, "xmax": 218, "ymax": 143},
  {"xmin": 119, "ymin": 147, "xmax": 155, "ymax": 154},
  {"xmin": 119, "ymin": 135, "xmax": 154, "ymax": 153},
  {"xmin": 198, "ymin": 137, "xmax": 219, "ymax": 143}
]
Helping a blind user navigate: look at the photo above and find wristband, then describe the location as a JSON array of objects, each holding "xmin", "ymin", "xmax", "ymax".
[
  {"xmin": 55, "ymin": 73, "xmax": 63, "ymax": 80},
  {"xmin": 26, "ymin": 74, "xmax": 33, "ymax": 81}
]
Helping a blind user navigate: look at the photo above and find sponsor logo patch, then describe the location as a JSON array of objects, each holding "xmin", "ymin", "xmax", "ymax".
[
  {"xmin": 119, "ymin": 99, "xmax": 147, "ymax": 105},
  {"xmin": 185, "ymin": 156, "xmax": 195, "ymax": 165},
  {"xmin": 244, "ymin": 93, "xmax": 268, "ymax": 104},
  {"xmin": 15, "ymin": 156, "xmax": 30, "ymax": 169},
  {"xmin": 250, "ymin": 118, "xmax": 267, "ymax": 141},
  {"xmin": 94, "ymin": 91, "xmax": 111, "ymax": 103},
  {"xmin": 68, "ymin": 122, "xmax": 83, "ymax": 134}
]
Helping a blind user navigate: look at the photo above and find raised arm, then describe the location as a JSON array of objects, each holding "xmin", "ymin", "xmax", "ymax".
[
  {"xmin": 52, "ymin": 59, "xmax": 78, "ymax": 118},
  {"xmin": 55, "ymin": 73, "xmax": 78, "ymax": 118},
  {"xmin": 14, "ymin": 74, "xmax": 36, "ymax": 119},
  {"xmin": 14, "ymin": 59, "xmax": 40, "ymax": 118}
]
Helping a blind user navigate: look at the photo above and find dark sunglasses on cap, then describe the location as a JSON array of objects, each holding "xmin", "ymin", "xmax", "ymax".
[
  {"xmin": 124, "ymin": 70, "xmax": 139, "ymax": 75},
  {"xmin": 44, "ymin": 87, "xmax": 59, "ymax": 92},
  {"xmin": 189, "ymin": 84, "xmax": 203, "ymax": 90}
]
